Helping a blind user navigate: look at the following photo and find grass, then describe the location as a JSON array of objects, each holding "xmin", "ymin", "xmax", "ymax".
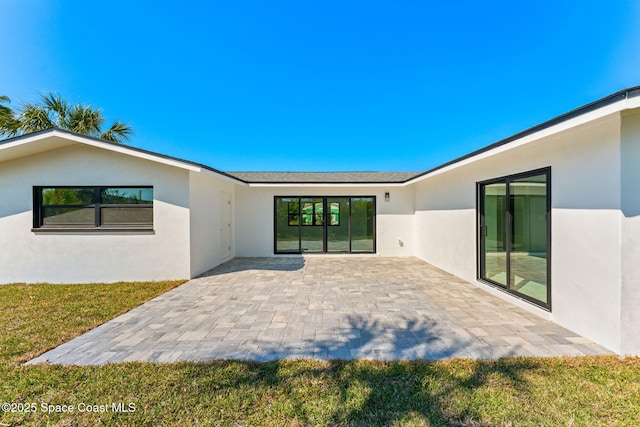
[
  {"xmin": 0, "ymin": 281, "xmax": 185, "ymax": 363},
  {"xmin": 0, "ymin": 282, "xmax": 639, "ymax": 426}
]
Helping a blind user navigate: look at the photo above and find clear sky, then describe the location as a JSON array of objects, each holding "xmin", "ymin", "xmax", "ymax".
[{"xmin": 1, "ymin": 1, "xmax": 639, "ymax": 172}]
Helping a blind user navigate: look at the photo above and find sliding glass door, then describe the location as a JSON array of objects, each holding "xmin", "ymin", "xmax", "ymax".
[
  {"xmin": 350, "ymin": 197, "xmax": 375, "ymax": 253},
  {"xmin": 480, "ymin": 182, "xmax": 508, "ymax": 286},
  {"xmin": 478, "ymin": 168, "xmax": 551, "ymax": 308},
  {"xmin": 275, "ymin": 197, "xmax": 300, "ymax": 253},
  {"xmin": 275, "ymin": 196, "xmax": 375, "ymax": 254},
  {"xmin": 327, "ymin": 197, "xmax": 350, "ymax": 252},
  {"xmin": 300, "ymin": 198, "xmax": 324, "ymax": 252}
]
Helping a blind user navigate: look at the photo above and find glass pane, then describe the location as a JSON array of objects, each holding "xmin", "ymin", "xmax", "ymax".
[
  {"xmin": 314, "ymin": 202, "xmax": 324, "ymax": 225},
  {"xmin": 482, "ymin": 183, "xmax": 507, "ymax": 286},
  {"xmin": 510, "ymin": 174, "xmax": 548, "ymax": 303},
  {"xmin": 101, "ymin": 188, "xmax": 153, "ymax": 204},
  {"xmin": 301, "ymin": 201, "xmax": 313, "ymax": 225},
  {"xmin": 350, "ymin": 197, "xmax": 374, "ymax": 252},
  {"xmin": 327, "ymin": 198, "xmax": 350, "ymax": 252},
  {"xmin": 288, "ymin": 201, "xmax": 299, "ymax": 226},
  {"xmin": 329, "ymin": 202, "xmax": 340, "ymax": 226},
  {"xmin": 101, "ymin": 207, "xmax": 153, "ymax": 226},
  {"xmin": 42, "ymin": 188, "xmax": 94, "ymax": 205},
  {"xmin": 276, "ymin": 198, "xmax": 300, "ymax": 253},
  {"xmin": 43, "ymin": 206, "xmax": 95, "ymax": 226},
  {"xmin": 301, "ymin": 198, "xmax": 324, "ymax": 252}
]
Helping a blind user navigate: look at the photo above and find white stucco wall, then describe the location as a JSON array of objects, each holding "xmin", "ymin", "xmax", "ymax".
[
  {"xmin": 2, "ymin": 103, "xmax": 637, "ymax": 355},
  {"xmin": 188, "ymin": 171, "xmax": 236, "ymax": 277},
  {"xmin": 0, "ymin": 144, "xmax": 192, "ymax": 283},
  {"xmin": 234, "ymin": 185, "xmax": 415, "ymax": 257},
  {"xmin": 621, "ymin": 109, "xmax": 640, "ymax": 355},
  {"xmin": 413, "ymin": 114, "xmax": 624, "ymax": 352}
]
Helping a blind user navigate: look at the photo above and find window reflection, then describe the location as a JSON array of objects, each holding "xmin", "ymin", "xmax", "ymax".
[{"xmin": 479, "ymin": 170, "xmax": 549, "ymax": 307}]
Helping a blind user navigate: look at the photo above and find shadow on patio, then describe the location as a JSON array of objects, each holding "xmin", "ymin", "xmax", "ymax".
[
  {"xmin": 205, "ymin": 313, "xmax": 527, "ymax": 362},
  {"xmin": 199, "ymin": 256, "xmax": 306, "ymax": 277},
  {"xmin": 180, "ymin": 332, "xmax": 540, "ymax": 425},
  {"xmin": 28, "ymin": 257, "xmax": 611, "ymax": 365}
]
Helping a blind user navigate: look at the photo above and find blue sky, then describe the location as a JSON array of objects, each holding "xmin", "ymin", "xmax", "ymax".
[{"xmin": 1, "ymin": 1, "xmax": 639, "ymax": 172}]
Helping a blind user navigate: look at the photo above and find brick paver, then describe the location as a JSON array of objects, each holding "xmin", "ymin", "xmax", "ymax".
[{"xmin": 28, "ymin": 257, "xmax": 611, "ymax": 365}]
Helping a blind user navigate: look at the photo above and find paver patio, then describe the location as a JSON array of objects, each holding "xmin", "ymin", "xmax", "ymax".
[{"xmin": 28, "ymin": 257, "xmax": 611, "ymax": 365}]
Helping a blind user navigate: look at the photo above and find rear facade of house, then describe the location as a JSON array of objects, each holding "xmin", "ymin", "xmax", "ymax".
[{"xmin": 1, "ymin": 87, "xmax": 639, "ymax": 355}]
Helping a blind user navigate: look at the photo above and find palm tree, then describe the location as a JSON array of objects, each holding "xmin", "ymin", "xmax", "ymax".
[
  {"xmin": 0, "ymin": 93, "xmax": 132, "ymax": 143},
  {"xmin": 0, "ymin": 96, "xmax": 21, "ymax": 136}
]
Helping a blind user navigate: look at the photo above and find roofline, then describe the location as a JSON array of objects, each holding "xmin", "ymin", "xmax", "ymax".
[
  {"xmin": 234, "ymin": 172, "xmax": 420, "ymax": 185},
  {"xmin": 0, "ymin": 129, "xmax": 418, "ymax": 185},
  {"xmin": 2, "ymin": 86, "xmax": 639, "ymax": 186},
  {"xmin": 0, "ymin": 128, "xmax": 249, "ymax": 185},
  {"xmin": 227, "ymin": 85, "xmax": 640, "ymax": 185},
  {"xmin": 405, "ymin": 85, "xmax": 640, "ymax": 184},
  {"xmin": 234, "ymin": 85, "xmax": 640, "ymax": 185},
  {"xmin": 246, "ymin": 181, "xmax": 409, "ymax": 187}
]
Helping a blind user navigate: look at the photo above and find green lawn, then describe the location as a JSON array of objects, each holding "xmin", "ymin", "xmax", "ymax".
[{"xmin": 1, "ymin": 282, "xmax": 639, "ymax": 426}]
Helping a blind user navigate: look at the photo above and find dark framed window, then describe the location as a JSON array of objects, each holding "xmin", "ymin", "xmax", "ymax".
[
  {"xmin": 33, "ymin": 186, "xmax": 153, "ymax": 230},
  {"xmin": 301, "ymin": 200, "xmax": 324, "ymax": 226},
  {"xmin": 274, "ymin": 196, "xmax": 375, "ymax": 254}
]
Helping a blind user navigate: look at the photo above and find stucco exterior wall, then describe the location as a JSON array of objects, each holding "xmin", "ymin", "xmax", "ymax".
[
  {"xmin": 621, "ymin": 109, "xmax": 640, "ymax": 355},
  {"xmin": 188, "ymin": 171, "xmax": 236, "ymax": 277},
  {"xmin": 1, "ymin": 101, "xmax": 638, "ymax": 355},
  {"xmin": 0, "ymin": 144, "xmax": 192, "ymax": 283},
  {"xmin": 413, "ymin": 114, "xmax": 623, "ymax": 352},
  {"xmin": 234, "ymin": 185, "xmax": 415, "ymax": 257}
]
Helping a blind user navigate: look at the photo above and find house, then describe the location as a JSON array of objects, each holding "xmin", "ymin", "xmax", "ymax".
[{"xmin": 1, "ymin": 86, "xmax": 639, "ymax": 355}]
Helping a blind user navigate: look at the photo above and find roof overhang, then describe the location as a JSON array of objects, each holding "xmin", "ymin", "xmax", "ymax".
[
  {"xmin": 2, "ymin": 87, "xmax": 639, "ymax": 188},
  {"xmin": 0, "ymin": 129, "xmax": 247, "ymax": 185},
  {"xmin": 405, "ymin": 87, "xmax": 640, "ymax": 185},
  {"xmin": 246, "ymin": 182, "xmax": 408, "ymax": 188}
]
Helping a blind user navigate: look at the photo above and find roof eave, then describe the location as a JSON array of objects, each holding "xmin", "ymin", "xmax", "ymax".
[
  {"xmin": 0, "ymin": 128, "xmax": 248, "ymax": 185},
  {"xmin": 405, "ymin": 86, "xmax": 640, "ymax": 185},
  {"xmin": 247, "ymin": 181, "xmax": 409, "ymax": 187}
]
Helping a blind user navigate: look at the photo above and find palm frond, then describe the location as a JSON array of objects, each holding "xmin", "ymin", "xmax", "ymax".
[
  {"xmin": 1, "ymin": 92, "xmax": 134, "ymax": 142},
  {"xmin": 0, "ymin": 96, "xmax": 21, "ymax": 137},
  {"xmin": 0, "ymin": 96, "xmax": 13, "ymax": 120},
  {"xmin": 100, "ymin": 119, "xmax": 133, "ymax": 143},
  {"xmin": 68, "ymin": 105, "xmax": 104, "ymax": 135},
  {"xmin": 18, "ymin": 103, "xmax": 55, "ymax": 132},
  {"xmin": 41, "ymin": 92, "xmax": 69, "ymax": 128}
]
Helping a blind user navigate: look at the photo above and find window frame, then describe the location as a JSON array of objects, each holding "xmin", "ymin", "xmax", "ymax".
[
  {"xmin": 476, "ymin": 167, "xmax": 551, "ymax": 310},
  {"xmin": 33, "ymin": 186, "xmax": 154, "ymax": 232},
  {"xmin": 273, "ymin": 196, "xmax": 376, "ymax": 254}
]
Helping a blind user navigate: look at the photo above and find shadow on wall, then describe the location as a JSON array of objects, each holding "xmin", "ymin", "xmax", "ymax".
[
  {"xmin": 199, "ymin": 256, "xmax": 306, "ymax": 276},
  {"xmin": 0, "ymin": 205, "xmax": 33, "ymax": 220}
]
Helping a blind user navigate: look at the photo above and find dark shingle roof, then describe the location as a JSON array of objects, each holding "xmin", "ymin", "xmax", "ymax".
[{"xmin": 227, "ymin": 171, "xmax": 420, "ymax": 183}]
